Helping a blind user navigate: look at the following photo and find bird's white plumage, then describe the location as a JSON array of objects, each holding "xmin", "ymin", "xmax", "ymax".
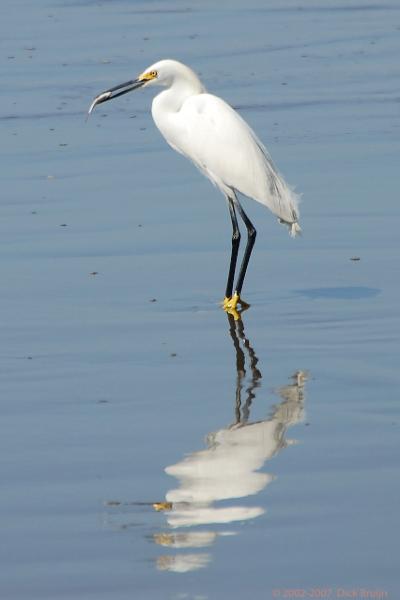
[
  {"xmin": 88, "ymin": 58, "xmax": 301, "ymax": 309},
  {"xmin": 147, "ymin": 59, "xmax": 300, "ymax": 234}
]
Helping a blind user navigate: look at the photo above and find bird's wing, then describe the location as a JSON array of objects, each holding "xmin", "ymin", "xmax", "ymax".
[
  {"xmin": 174, "ymin": 93, "xmax": 299, "ymax": 226},
  {"xmin": 177, "ymin": 94, "xmax": 263, "ymax": 191}
]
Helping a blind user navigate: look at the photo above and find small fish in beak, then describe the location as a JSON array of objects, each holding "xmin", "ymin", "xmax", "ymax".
[
  {"xmin": 87, "ymin": 91, "xmax": 112, "ymax": 117},
  {"xmin": 87, "ymin": 78, "xmax": 146, "ymax": 119}
]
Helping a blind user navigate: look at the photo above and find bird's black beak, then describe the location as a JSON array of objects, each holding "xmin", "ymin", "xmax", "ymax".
[{"xmin": 87, "ymin": 78, "xmax": 146, "ymax": 117}]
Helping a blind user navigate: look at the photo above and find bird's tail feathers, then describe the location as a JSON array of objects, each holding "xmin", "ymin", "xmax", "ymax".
[
  {"xmin": 279, "ymin": 217, "xmax": 302, "ymax": 237},
  {"xmin": 277, "ymin": 188, "xmax": 302, "ymax": 237},
  {"xmin": 290, "ymin": 221, "xmax": 302, "ymax": 237}
]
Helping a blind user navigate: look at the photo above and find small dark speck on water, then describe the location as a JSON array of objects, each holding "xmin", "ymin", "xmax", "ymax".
[
  {"xmin": 31, "ymin": 211, "xmax": 37, "ymax": 215},
  {"xmin": 105, "ymin": 500, "xmax": 121, "ymax": 506},
  {"xmin": 59, "ymin": 143, "xmax": 68, "ymax": 147},
  {"xmin": 149, "ymin": 298, "xmax": 157, "ymax": 303},
  {"xmin": 97, "ymin": 399, "xmax": 108, "ymax": 404},
  {"xmin": 170, "ymin": 353, "xmax": 177, "ymax": 357},
  {"xmin": 59, "ymin": 224, "xmax": 67, "ymax": 227},
  {"xmin": 350, "ymin": 256, "xmax": 361, "ymax": 261},
  {"xmin": 90, "ymin": 272, "xmax": 98, "ymax": 276}
]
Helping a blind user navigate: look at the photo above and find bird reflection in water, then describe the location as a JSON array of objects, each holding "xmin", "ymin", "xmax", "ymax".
[{"xmin": 154, "ymin": 314, "xmax": 308, "ymax": 573}]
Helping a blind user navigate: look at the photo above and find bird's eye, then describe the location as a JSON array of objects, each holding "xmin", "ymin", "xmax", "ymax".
[{"xmin": 150, "ymin": 70, "xmax": 158, "ymax": 78}]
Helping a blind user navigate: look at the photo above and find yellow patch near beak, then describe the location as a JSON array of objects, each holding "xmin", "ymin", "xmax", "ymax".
[{"xmin": 138, "ymin": 70, "xmax": 157, "ymax": 82}]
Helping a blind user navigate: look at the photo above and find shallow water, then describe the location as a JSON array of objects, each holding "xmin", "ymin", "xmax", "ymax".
[{"xmin": 1, "ymin": 0, "xmax": 399, "ymax": 598}]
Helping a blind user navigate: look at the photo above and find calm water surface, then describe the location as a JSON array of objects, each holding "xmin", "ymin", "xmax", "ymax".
[{"xmin": 1, "ymin": 0, "xmax": 399, "ymax": 598}]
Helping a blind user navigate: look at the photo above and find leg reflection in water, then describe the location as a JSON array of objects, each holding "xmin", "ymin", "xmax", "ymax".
[{"xmin": 153, "ymin": 315, "xmax": 308, "ymax": 573}]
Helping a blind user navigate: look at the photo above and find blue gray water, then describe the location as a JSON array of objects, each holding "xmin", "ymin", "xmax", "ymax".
[{"xmin": 1, "ymin": 0, "xmax": 399, "ymax": 598}]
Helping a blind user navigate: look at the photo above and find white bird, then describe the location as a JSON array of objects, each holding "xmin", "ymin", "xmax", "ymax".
[{"xmin": 88, "ymin": 59, "xmax": 301, "ymax": 317}]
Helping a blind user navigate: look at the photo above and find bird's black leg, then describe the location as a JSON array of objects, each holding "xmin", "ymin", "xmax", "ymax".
[
  {"xmin": 234, "ymin": 198, "xmax": 257, "ymax": 297},
  {"xmin": 224, "ymin": 196, "xmax": 241, "ymax": 300}
]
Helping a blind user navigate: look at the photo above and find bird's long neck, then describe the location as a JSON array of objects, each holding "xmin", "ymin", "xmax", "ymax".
[{"xmin": 153, "ymin": 72, "xmax": 205, "ymax": 114}]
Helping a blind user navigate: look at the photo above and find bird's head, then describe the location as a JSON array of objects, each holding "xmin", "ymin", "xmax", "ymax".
[{"xmin": 87, "ymin": 60, "xmax": 203, "ymax": 116}]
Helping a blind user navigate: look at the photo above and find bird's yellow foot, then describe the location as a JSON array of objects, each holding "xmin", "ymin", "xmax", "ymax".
[
  {"xmin": 153, "ymin": 502, "xmax": 173, "ymax": 512},
  {"xmin": 222, "ymin": 293, "xmax": 250, "ymax": 320},
  {"xmin": 153, "ymin": 533, "xmax": 175, "ymax": 546}
]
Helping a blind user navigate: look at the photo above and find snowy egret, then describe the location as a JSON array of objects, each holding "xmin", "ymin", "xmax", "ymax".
[{"xmin": 88, "ymin": 59, "xmax": 301, "ymax": 317}]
